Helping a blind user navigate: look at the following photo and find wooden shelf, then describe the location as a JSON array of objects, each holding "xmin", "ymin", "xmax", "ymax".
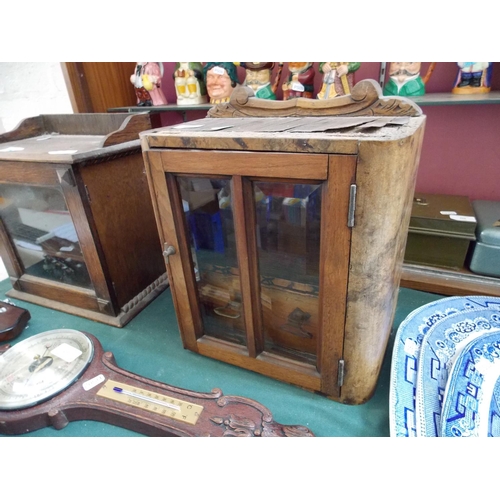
[
  {"xmin": 401, "ymin": 263, "xmax": 500, "ymax": 297},
  {"xmin": 107, "ymin": 92, "xmax": 500, "ymax": 124},
  {"xmin": 412, "ymin": 91, "xmax": 500, "ymax": 106},
  {"xmin": 108, "ymin": 92, "xmax": 500, "ymax": 112},
  {"xmin": 108, "ymin": 103, "xmax": 212, "ymax": 113}
]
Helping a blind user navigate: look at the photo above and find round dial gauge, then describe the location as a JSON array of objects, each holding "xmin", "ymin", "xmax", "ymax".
[{"xmin": 0, "ymin": 329, "xmax": 93, "ymax": 410}]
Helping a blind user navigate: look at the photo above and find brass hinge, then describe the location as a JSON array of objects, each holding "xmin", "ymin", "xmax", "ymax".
[
  {"xmin": 347, "ymin": 184, "xmax": 356, "ymax": 228},
  {"xmin": 338, "ymin": 359, "xmax": 345, "ymax": 387}
]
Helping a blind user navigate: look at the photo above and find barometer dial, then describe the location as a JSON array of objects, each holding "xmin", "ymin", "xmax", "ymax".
[{"xmin": 0, "ymin": 329, "xmax": 93, "ymax": 410}]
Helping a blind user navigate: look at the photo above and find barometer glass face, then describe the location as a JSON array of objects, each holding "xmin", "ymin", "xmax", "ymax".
[{"xmin": 0, "ymin": 329, "xmax": 93, "ymax": 410}]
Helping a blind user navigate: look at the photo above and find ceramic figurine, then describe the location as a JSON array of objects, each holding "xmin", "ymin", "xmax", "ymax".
[
  {"xmin": 282, "ymin": 63, "xmax": 315, "ymax": 100},
  {"xmin": 203, "ymin": 62, "xmax": 240, "ymax": 104},
  {"xmin": 383, "ymin": 62, "xmax": 425, "ymax": 97},
  {"xmin": 383, "ymin": 62, "xmax": 437, "ymax": 97},
  {"xmin": 173, "ymin": 62, "xmax": 208, "ymax": 105},
  {"xmin": 241, "ymin": 62, "xmax": 284, "ymax": 100},
  {"xmin": 130, "ymin": 62, "xmax": 168, "ymax": 106},
  {"xmin": 452, "ymin": 62, "xmax": 493, "ymax": 94},
  {"xmin": 317, "ymin": 62, "xmax": 361, "ymax": 99}
]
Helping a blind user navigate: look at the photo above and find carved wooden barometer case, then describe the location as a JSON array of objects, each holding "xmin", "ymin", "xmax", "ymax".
[
  {"xmin": 0, "ymin": 329, "xmax": 313, "ymax": 436},
  {"xmin": 141, "ymin": 80, "xmax": 426, "ymax": 404}
]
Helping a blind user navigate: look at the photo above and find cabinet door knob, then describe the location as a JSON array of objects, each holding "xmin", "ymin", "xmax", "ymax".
[{"xmin": 162, "ymin": 244, "xmax": 176, "ymax": 263}]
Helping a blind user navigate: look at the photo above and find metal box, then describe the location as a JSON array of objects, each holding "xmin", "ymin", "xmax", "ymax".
[
  {"xmin": 469, "ymin": 200, "xmax": 500, "ymax": 278},
  {"xmin": 404, "ymin": 193, "xmax": 477, "ymax": 269}
]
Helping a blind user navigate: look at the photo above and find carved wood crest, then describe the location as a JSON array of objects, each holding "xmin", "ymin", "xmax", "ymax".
[{"xmin": 208, "ymin": 79, "xmax": 422, "ymax": 118}]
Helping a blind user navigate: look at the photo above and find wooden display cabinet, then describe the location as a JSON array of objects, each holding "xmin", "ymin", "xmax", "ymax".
[
  {"xmin": 0, "ymin": 113, "xmax": 167, "ymax": 327},
  {"xmin": 141, "ymin": 81, "xmax": 426, "ymax": 404}
]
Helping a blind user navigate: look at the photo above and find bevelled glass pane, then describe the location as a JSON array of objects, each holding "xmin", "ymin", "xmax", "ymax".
[
  {"xmin": 179, "ymin": 176, "xmax": 246, "ymax": 346},
  {"xmin": 0, "ymin": 183, "xmax": 93, "ymax": 289},
  {"xmin": 254, "ymin": 181, "xmax": 322, "ymax": 364}
]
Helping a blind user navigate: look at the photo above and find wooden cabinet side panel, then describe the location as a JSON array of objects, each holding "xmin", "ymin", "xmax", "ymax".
[
  {"xmin": 77, "ymin": 154, "xmax": 166, "ymax": 309},
  {"xmin": 341, "ymin": 126, "xmax": 426, "ymax": 404}
]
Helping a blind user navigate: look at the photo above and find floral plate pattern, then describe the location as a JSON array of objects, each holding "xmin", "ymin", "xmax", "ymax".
[
  {"xmin": 416, "ymin": 308, "xmax": 500, "ymax": 436},
  {"xmin": 440, "ymin": 330, "xmax": 500, "ymax": 437},
  {"xmin": 389, "ymin": 296, "xmax": 500, "ymax": 437}
]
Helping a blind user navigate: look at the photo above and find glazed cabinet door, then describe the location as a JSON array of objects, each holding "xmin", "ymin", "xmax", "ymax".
[
  {"xmin": 0, "ymin": 162, "xmax": 114, "ymax": 314},
  {"xmin": 146, "ymin": 150, "xmax": 356, "ymax": 397}
]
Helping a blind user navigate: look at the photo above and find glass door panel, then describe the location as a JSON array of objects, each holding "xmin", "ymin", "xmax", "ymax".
[
  {"xmin": 178, "ymin": 176, "xmax": 246, "ymax": 346},
  {"xmin": 254, "ymin": 181, "xmax": 322, "ymax": 364},
  {"xmin": 0, "ymin": 183, "xmax": 93, "ymax": 289}
]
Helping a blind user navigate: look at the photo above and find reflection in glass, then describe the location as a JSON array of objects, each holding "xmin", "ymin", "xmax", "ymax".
[
  {"xmin": 178, "ymin": 176, "xmax": 246, "ymax": 346},
  {"xmin": 0, "ymin": 184, "xmax": 93, "ymax": 289},
  {"xmin": 254, "ymin": 181, "xmax": 322, "ymax": 364}
]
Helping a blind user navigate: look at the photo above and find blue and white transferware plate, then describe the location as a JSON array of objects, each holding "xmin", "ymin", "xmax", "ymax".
[
  {"xmin": 389, "ymin": 296, "xmax": 500, "ymax": 437},
  {"xmin": 440, "ymin": 330, "xmax": 500, "ymax": 437},
  {"xmin": 416, "ymin": 308, "xmax": 500, "ymax": 437}
]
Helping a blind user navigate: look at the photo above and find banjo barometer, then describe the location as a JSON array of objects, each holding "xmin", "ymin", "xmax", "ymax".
[{"xmin": 0, "ymin": 329, "xmax": 314, "ymax": 437}]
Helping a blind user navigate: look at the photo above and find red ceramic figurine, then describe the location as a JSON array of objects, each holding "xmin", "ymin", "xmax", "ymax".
[{"xmin": 130, "ymin": 62, "xmax": 168, "ymax": 106}]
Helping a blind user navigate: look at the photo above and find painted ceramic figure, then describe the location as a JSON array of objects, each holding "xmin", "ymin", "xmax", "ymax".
[
  {"xmin": 282, "ymin": 63, "xmax": 315, "ymax": 100},
  {"xmin": 130, "ymin": 62, "xmax": 167, "ymax": 106},
  {"xmin": 317, "ymin": 62, "xmax": 360, "ymax": 99},
  {"xmin": 452, "ymin": 62, "xmax": 493, "ymax": 94},
  {"xmin": 173, "ymin": 62, "xmax": 207, "ymax": 105},
  {"xmin": 383, "ymin": 62, "xmax": 425, "ymax": 97},
  {"xmin": 203, "ymin": 62, "xmax": 240, "ymax": 104},
  {"xmin": 241, "ymin": 62, "xmax": 284, "ymax": 100}
]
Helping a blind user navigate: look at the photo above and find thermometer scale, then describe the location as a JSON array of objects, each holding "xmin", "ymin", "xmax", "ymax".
[{"xmin": 0, "ymin": 329, "xmax": 314, "ymax": 437}]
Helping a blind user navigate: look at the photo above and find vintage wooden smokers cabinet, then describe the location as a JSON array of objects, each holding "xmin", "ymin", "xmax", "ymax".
[
  {"xmin": 0, "ymin": 113, "xmax": 167, "ymax": 327},
  {"xmin": 141, "ymin": 81, "xmax": 426, "ymax": 404}
]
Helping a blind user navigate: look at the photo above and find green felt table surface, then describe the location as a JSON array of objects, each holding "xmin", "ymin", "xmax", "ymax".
[{"xmin": 0, "ymin": 278, "xmax": 445, "ymax": 438}]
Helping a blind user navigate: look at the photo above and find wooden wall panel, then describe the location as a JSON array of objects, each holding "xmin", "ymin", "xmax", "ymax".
[{"xmin": 62, "ymin": 62, "xmax": 137, "ymax": 113}]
